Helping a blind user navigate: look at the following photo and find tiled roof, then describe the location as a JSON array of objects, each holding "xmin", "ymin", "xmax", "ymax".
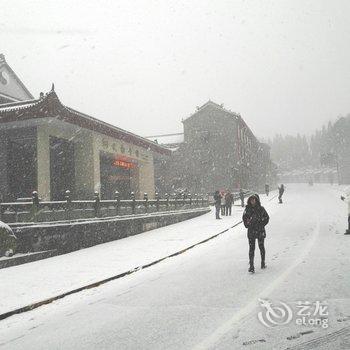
[
  {"xmin": 0, "ymin": 88, "xmax": 171, "ymax": 155},
  {"xmin": 183, "ymin": 100, "xmax": 240, "ymax": 122},
  {"xmin": 0, "ymin": 99, "xmax": 40, "ymax": 112},
  {"xmin": 183, "ymin": 100, "xmax": 257, "ymax": 141},
  {"xmin": 146, "ymin": 133, "xmax": 184, "ymax": 145}
]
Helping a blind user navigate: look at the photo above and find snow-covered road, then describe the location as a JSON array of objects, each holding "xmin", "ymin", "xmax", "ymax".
[{"xmin": 1, "ymin": 184, "xmax": 350, "ymax": 350}]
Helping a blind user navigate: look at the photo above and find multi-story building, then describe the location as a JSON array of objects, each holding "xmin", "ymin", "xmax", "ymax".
[{"xmin": 152, "ymin": 101, "xmax": 275, "ymax": 195}]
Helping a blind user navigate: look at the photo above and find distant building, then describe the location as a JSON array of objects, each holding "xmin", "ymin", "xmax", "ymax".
[
  {"xmin": 0, "ymin": 56, "xmax": 169, "ymax": 201},
  {"xmin": 147, "ymin": 133, "xmax": 184, "ymax": 151},
  {"xmin": 278, "ymin": 167, "xmax": 337, "ymax": 184},
  {"xmin": 150, "ymin": 101, "xmax": 276, "ymax": 195}
]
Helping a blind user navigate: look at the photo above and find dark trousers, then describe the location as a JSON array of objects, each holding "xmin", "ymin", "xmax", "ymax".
[
  {"xmin": 278, "ymin": 194, "xmax": 283, "ymax": 203},
  {"xmin": 226, "ymin": 204, "xmax": 232, "ymax": 216},
  {"xmin": 221, "ymin": 205, "xmax": 226, "ymax": 216},
  {"xmin": 215, "ymin": 205, "xmax": 220, "ymax": 219},
  {"xmin": 248, "ymin": 236, "xmax": 265, "ymax": 268}
]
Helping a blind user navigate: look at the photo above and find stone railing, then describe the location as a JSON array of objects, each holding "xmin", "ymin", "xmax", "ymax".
[{"xmin": 0, "ymin": 191, "xmax": 210, "ymax": 224}]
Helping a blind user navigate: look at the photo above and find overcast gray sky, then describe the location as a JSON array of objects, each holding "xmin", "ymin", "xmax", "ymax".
[{"xmin": 1, "ymin": 0, "xmax": 350, "ymax": 139}]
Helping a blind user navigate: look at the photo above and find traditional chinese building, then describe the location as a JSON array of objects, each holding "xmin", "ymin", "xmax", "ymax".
[{"xmin": 0, "ymin": 55, "xmax": 169, "ymax": 201}]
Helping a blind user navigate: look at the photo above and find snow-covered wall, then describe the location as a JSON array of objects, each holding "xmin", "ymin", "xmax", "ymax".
[{"xmin": 12, "ymin": 208, "xmax": 210, "ymax": 256}]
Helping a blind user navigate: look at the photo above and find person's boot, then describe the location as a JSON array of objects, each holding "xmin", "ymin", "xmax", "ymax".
[
  {"xmin": 345, "ymin": 221, "xmax": 350, "ymax": 234},
  {"xmin": 261, "ymin": 261, "xmax": 266, "ymax": 269},
  {"xmin": 248, "ymin": 259, "xmax": 255, "ymax": 273}
]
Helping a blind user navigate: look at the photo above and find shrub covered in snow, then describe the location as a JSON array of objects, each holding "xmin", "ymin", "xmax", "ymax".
[{"xmin": 0, "ymin": 221, "xmax": 17, "ymax": 257}]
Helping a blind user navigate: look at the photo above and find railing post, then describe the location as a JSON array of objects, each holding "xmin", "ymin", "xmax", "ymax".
[
  {"xmin": 182, "ymin": 193, "xmax": 185, "ymax": 206},
  {"xmin": 94, "ymin": 191, "xmax": 100, "ymax": 217},
  {"xmin": 188, "ymin": 193, "xmax": 192, "ymax": 206},
  {"xmin": 131, "ymin": 192, "xmax": 135, "ymax": 214},
  {"xmin": 32, "ymin": 191, "xmax": 39, "ymax": 222},
  {"xmin": 165, "ymin": 193, "xmax": 169, "ymax": 210},
  {"xmin": 174, "ymin": 193, "xmax": 177, "ymax": 210},
  {"xmin": 0, "ymin": 194, "xmax": 3, "ymax": 222},
  {"xmin": 194, "ymin": 193, "xmax": 197, "ymax": 207},
  {"xmin": 65, "ymin": 190, "xmax": 72, "ymax": 220},
  {"xmin": 144, "ymin": 193, "xmax": 148, "ymax": 213},
  {"xmin": 155, "ymin": 192, "xmax": 160, "ymax": 211},
  {"xmin": 201, "ymin": 195, "xmax": 204, "ymax": 207},
  {"xmin": 114, "ymin": 191, "xmax": 120, "ymax": 216}
]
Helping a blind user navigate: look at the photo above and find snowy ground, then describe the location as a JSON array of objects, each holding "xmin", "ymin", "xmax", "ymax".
[
  {"xmin": 0, "ymin": 203, "xmax": 250, "ymax": 315},
  {"xmin": 1, "ymin": 184, "xmax": 350, "ymax": 350}
]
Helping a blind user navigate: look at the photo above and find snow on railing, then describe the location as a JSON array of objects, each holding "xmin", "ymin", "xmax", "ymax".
[{"xmin": 0, "ymin": 191, "xmax": 210, "ymax": 224}]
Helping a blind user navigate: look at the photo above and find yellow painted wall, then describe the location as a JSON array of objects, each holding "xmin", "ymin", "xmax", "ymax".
[
  {"xmin": 37, "ymin": 120, "xmax": 156, "ymax": 200},
  {"xmin": 92, "ymin": 133, "xmax": 155, "ymax": 199}
]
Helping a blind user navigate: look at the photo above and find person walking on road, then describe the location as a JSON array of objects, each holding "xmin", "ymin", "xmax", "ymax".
[
  {"xmin": 220, "ymin": 192, "xmax": 226, "ymax": 216},
  {"xmin": 225, "ymin": 191, "xmax": 234, "ymax": 216},
  {"xmin": 243, "ymin": 194, "xmax": 270, "ymax": 273},
  {"xmin": 214, "ymin": 190, "xmax": 222, "ymax": 220},
  {"xmin": 239, "ymin": 188, "xmax": 245, "ymax": 207},
  {"xmin": 341, "ymin": 188, "xmax": 350, "ymax": 234},
  {"xmin": 265, "ymin": 184, "xmax": 270, "ymax": 196},
  {"xmin": 278, "ymin": 184, "xmax": 285, "ymax": 203}
]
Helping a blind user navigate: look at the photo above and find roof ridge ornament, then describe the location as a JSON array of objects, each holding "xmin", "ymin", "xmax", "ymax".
[{"xmin": 51, "ymin": 83, "xmax": 55, "ymax": 91}]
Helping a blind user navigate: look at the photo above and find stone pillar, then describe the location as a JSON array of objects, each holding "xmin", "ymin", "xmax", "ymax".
[
  {"xmin": 92, "ymin": 137, "xmax": 101, "ymax": 194},
  {"xmin": 138, "ymin": 153, "xmax": 155, "ymax": 199},
  {"xmin": 131, "ymin": 166, "xmax": 140, "ymax": 198},
  {"xmin": 37, "ymin": 125, "xmax": 51, "ymax": 200},
  {"xmin": 74, "ymin": 133, "xmax": 95, "ymax": 199}
]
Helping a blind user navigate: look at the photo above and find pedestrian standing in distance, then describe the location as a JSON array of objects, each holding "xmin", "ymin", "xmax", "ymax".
[
  {"xmin": 341, "ymin": 188, "xmax": 350, "ymax": 234},
  {"xmin": 239, "ymin": 188, "xmax": 245, "ymax": 207},
  {"xmin": 278, "ymin": 184, "xmax": 285, "ymax": 203},
  {"xmin": 214, "ymin": 190, "xmax": 222, "ymax": 220},
  {"xmin": 225, "ymin": 191, "xmax": 234, "ymax": 216},
  {"xmin": 220, "ymin": 191, "xmax": 226, "ymax": 216},
  {"xmin": 243, "ymin": 194, "xmax": 270, "ymax": 273},
  {"xmin": 265, "ymin": 184, "xmax": 270, "ymax": 196}
]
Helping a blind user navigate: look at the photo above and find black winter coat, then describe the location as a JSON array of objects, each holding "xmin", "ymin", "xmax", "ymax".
[
  {"xmin": 225, "ymin": 193, "xmax": 234, "ymax": 206},
  {"xmin": 243, "ymin": 196, "xmax": 269, "ymax": 239},
  {"xmin": 214, "ymin": 193, "xmax": 221, "ymax": 207}
]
